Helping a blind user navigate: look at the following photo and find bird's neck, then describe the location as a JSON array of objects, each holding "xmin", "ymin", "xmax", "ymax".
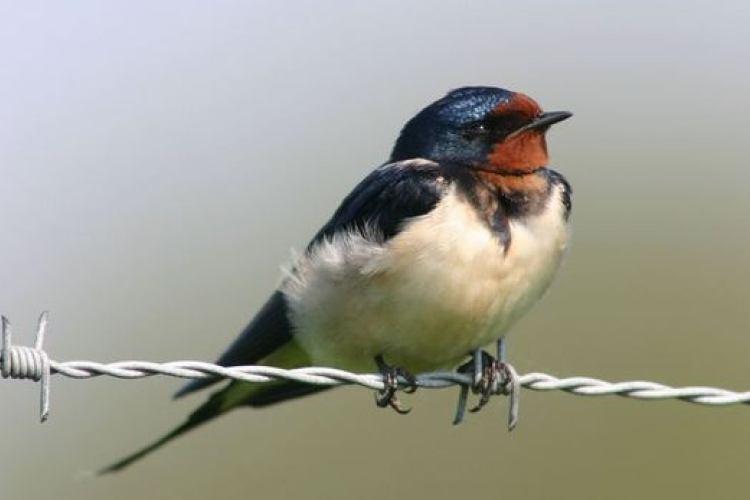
[{"xmin": 477, "ymin": 168, "xmax": 552, "ymax": 218}]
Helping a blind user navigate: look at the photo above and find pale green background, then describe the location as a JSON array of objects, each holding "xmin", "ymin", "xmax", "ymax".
[{"xmin": 2, "ymin": 2, "xmax": 750, "ymax": 499}]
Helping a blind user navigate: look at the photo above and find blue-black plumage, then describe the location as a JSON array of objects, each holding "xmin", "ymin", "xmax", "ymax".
[{"xmin": 102, "ymin": 86, "xmax": 572, "ymax": 473}]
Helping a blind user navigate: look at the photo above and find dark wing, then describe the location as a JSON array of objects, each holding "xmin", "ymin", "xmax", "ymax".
[
  {"xmin": 102, "ymin": 160, "xmax": 452, "ymax": 473},
  {"xmin": 312, "ymin": 159, "xmax": 448, "ymax": 245},
  {"xmin": 174, "ymin": 291, "xmax": 292, "ymax": 397},
  {"xmin": 174, "ymin": 160, "xmax": 448, "ymax": 398}
]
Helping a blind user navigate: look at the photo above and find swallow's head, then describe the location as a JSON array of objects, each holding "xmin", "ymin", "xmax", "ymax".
[{"xmin": 390, "ymin": 86, "xmax": 571, "ymax": 175}]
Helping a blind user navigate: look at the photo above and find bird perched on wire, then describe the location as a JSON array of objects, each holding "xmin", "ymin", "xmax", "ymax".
[{"xmin": 102, "ymin": 86, "xmax": 572, "ymax": 472}]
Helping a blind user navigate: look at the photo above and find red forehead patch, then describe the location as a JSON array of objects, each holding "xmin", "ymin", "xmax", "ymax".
[{"xmin": 492, "ymin": 92, "xmax": 542, "ymax": 118}]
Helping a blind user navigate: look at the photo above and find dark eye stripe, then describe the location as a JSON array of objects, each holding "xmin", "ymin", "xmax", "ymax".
[{"xmin": 463, "ymin": 112, "xmax": 532, "ymax": 141}]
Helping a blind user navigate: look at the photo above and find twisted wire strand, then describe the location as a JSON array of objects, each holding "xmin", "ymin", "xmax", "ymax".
[
  {"xmin": 47, "ymin": 361, "xmax": 750, "ymax": 405},
  {"xmin": 2, "ymin": 313, "xmax": 750, "ymax": 425}
]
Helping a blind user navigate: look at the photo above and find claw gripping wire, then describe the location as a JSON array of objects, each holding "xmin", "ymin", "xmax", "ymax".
[{"xmin": 1, "ymin": 312, "xmax": 51, "ymax": 422}]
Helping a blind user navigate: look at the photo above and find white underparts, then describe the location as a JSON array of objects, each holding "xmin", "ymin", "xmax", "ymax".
[{"xmin": 282, "ymin": 184, "xmax": 569, "ymax": 372}]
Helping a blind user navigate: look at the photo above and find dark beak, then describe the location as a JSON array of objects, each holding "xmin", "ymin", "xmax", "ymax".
[{"xmin": 509, "ymin": 111, "xmax": 572, "ymax": 137}]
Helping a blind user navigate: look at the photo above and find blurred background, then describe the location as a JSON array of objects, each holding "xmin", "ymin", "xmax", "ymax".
[{"xmin": 2, "ymin": 1, "xmax": 750, "ymax": 499}]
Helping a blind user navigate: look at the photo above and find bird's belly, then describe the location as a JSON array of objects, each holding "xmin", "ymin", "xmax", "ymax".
[{"xmin": 282, "ymin": 190, "xmax": 568, "ymax": 373}]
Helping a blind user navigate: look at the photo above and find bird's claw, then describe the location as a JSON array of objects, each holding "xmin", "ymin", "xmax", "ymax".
[
  {"xmin": 453, "ymin": 338, "xmax": 519, "ymax": 429},
  {"xmin": 374, "ymin": 355, "xmax": 417, "ymax": 415},
  {"xmin": 468, "ymin": 355, "xmax": 513, "ymax": 412}
]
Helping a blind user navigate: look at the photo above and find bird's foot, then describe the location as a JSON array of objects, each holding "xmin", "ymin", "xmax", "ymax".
[
  {"xmin": 374, "ymin": 355, "xmax": 417, "ymax": 415},
  {"xmin": 466, "ymin": 351, "xmax": 509, "ymax": 411},
  {"xmin": 453, "ymin": 338, "xmax": 519, "ymax": 429}
]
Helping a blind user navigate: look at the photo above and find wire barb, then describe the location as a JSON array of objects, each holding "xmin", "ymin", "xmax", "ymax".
[
  {"xmin": 1, "ymin": 312, "xmax": 51, "ymax": 422},
  {"xmin": 2, "ymin": 314, "xmax": 750, "ymax": 425}
]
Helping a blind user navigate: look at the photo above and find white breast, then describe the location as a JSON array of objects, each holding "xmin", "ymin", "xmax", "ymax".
[{"xmin": 282, "ymin": 184, "xmax": 569, "ymax": 372}]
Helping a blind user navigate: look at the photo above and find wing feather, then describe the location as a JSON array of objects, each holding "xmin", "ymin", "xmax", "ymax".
[{"xmin": 175, "ymin": 160, "xmax": 448, "ymax": 398}]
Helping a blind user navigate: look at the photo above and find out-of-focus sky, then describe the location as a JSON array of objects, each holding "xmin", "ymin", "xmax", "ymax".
[{"xmin": 2, "ymin": 2, "xmax": 750, "ymax": 499}]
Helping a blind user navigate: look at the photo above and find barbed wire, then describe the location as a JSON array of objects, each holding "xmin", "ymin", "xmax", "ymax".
[{"xmin": 2, "ymin": 313, "xmax": 750, "ymax": 426}]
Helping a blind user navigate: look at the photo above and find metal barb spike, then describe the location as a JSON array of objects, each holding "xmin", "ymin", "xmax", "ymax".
[{"xmin": 0, "ymin": 313, "xmax": 52, "ymax": 422}]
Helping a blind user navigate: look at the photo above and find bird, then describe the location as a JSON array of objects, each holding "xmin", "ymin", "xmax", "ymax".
[{"xmin": 101, "ymin": 86, "xmax": 572, "ymax": 473}]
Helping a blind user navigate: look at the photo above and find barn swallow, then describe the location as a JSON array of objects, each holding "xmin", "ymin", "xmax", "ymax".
[{"xmin": 102, "ymin": 86, "xmax": 572, "ymax": 472}]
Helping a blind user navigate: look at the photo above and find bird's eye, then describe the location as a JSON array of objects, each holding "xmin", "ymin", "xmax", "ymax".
[
  {"xmin": 462, "ymin": 121, "xmax": 490, "ymax": 139},
  {"xmin": 471, "ymin": 123, "xmax": 488, "ymax": 133}
]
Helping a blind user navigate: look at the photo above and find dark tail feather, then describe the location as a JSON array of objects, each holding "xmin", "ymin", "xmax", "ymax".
[
  {"xmin": 99, "ymin": 390, "xmax": 227, "ymax": 474},
  {"xmin": 100, "ymin": 381, "xmax": 331, "ymax": 474}
]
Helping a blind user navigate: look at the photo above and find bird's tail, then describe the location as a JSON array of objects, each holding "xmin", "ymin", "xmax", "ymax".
[
  {"xmin": 98, "ymin": 384, "xmax": 230, "ymax": 474},
  {"xmin": 99, "ymin": 342, "xmax": 327, "ymax": 474}
]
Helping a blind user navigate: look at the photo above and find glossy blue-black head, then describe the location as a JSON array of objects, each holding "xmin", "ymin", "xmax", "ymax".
[{"xmin": 390, "ymin": 86, "xmax": 571, "ymax": 174}]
